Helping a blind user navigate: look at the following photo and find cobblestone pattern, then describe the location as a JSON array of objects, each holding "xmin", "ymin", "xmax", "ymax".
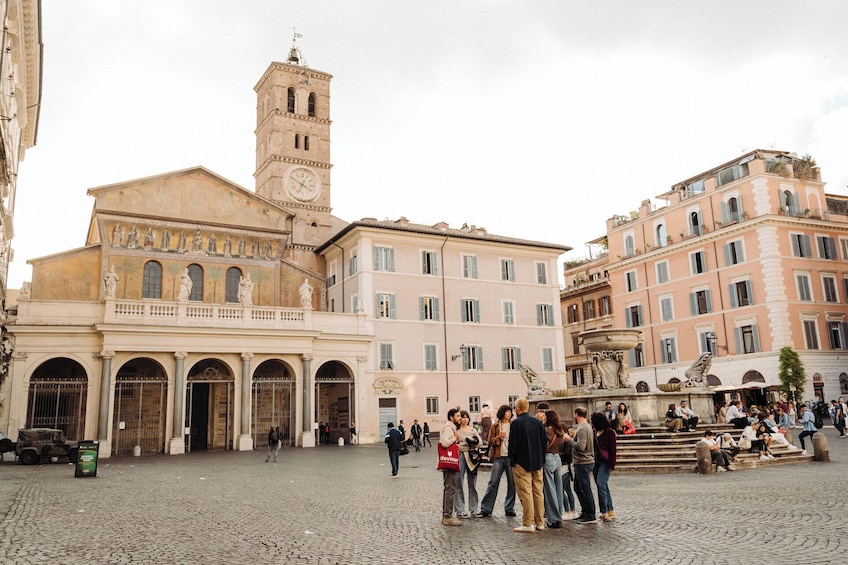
[{"xmin": 0, "ymin": 428, "xmax": 845, "ymax": 564}]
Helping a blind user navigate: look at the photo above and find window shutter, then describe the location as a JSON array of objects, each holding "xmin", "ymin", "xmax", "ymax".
[
  {"xmin": 375, "ymin": 295, "xmax": 381, "ymax": 318},
  {"xmin": 690, "ymin": 254, "xmax": 697, "ymax": 274},
  {"xmin": 720, "ymin": 201, "xmax": 730, "ymax": 223},
  {"xmin": 537, "ymin": 305, "xmax": 544, "ymax": 326},
  {"xmin": 791, "ymin": 235, "xmax": 800, "ymax": 256},
  {"xmin": 745, "ymin": 281, "xmax": 754, "ymax": 305},
  {"xmin": 419, "ymin": 297, "xmax": 425, "ymax": 320},
  {"xmin": 636, "ymin": 305, "xmax": 642, "ymax": 326},
  {"xmin": 689, "ymin": 293, "xmax": 697, "ymax": 315},
  {"xmin": 625, "ymin": 308, "xmax": 632, "ymax": 328},
  {"xmin": 790, "ymin": 192, "xmax": 801, "ymax": 215},
  {"xmin": 705, "ymin": 289, "xmax": 712, "ymax": 312},
  {"xmin": 462, "ymin": 348, "xmax": 469, "ymax": 370},
  {"xmin": 390, "ymin": 295, "xmax": 397, "ymax": 319},
  {"xmin": 818, "ymin": 236, "xmax": 826, "ymax": 257},
  {"xmin": 737, "ymin": 243, "xmax": 745, "ymax": 263},
  {"xmin": 660, "ymin": 339, "xmax": 668, "ymax": 363},
  {"xmin": 473, "ymin": 299, "xmax": 480, "ymax": 323},
  {"xmin": 751, "ymin": 325, "xmax": 761, "ymax": 352},
  {"xmin": 478, "ymin": 347, "xmax": 483, "ymax": 370},
  {"xmin": 843, "ymin": 278, "xmax": 848, "ymax": 302},
  {"xmin": 801, "ymin": 235, "xmax": 811, "ymax": 257},
  {"xmin": 502, "ymin": 348, "xmax": 508, "ymax": 370},
  {"xmin": 729, "ymin": 284, "xmax": 738, "ymax": 308},
  {"xmin": 461, "ymin": 300, "xmax": 468, "ymax": 323},
  {"xmin": 734, "ymin": 328, "xmax": 743, "ymax": 354},
  {"xmin": 433, "ymin": 298, "xmax": 440, "ymax": 321},
  {"xmin": 516, "ymin": 348, "xmax": 522, "ymax": 367},
  {"xmin": 827, "ymin": 237, "xmax": 838, "ymax": 259},
  {"xmin": 723, "ymin": 244, "xmax": 732, "ymax": 266},
  {"xmin": 627, "ymin": 349, "xmax": 636, "ymax": 367}
]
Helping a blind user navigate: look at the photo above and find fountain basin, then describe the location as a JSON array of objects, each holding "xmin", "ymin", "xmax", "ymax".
[{"xmin": 579, "ymin": 328, "xmax": 641, "ymax": 352}]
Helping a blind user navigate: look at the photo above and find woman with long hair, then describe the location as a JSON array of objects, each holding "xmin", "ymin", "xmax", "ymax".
[
  {"xmin": 617, "ymin": 402, "xmax": 633, "ymax": 435},
  {"xmin": 542, "ymin": 409, "xmax": 565, "ymax": 528},
  {"xmin": 590, "ymin": 412, "xmax": 617, "ymax": 522}
]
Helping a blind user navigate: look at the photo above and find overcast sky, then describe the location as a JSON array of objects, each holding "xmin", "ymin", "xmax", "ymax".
[{"xmin": 10, "ymin": 1, "xmax": 848, "ymax": 288}]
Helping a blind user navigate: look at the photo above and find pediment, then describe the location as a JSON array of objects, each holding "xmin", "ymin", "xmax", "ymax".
[{"xmin": 86, "ymin": 167, "xmax": 292, "ymax": 232}]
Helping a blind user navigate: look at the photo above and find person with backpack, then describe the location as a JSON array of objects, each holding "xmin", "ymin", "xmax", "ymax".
[
  {"xmin": 265, "ymin": 426, "xmax": 280, "ymax": 463},
  {"xmin": 798, "ymin": 405, "xmax": 818, "ymax": 454}
]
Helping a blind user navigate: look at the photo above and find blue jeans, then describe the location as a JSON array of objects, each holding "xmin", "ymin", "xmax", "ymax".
[
  {"xmin": 562, "ymin": 466, "xmax": 576, "ymax": 512},
  {"xmin": 593, "ymin": 461, "xmax": 613, "ymax": 514},
  {"xmin": 480, "ymin": 456, "xmax": 515, "ymax": 515},
  {"xmin": 573, "ymin": 463, "xmax": 595, "ymax": 519},
  {"xmin": 543, "ymin": 453, "xmax": 564, "ymax": 523},
  {"xmin": 388, "ymin": 450, "xmax": 399, "ymax": 476},
  {"xmin": 455, "ymin": 453, "xmax": 478, "ymax": 514}
]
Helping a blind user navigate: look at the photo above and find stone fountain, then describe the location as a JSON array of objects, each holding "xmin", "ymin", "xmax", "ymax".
[{"xmin": 529, "ymin": 328, "xmax": 717, "ymax": 427}]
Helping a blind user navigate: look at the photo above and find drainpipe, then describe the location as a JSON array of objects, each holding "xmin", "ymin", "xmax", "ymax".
[{"xmin": 440, "ymin": 234, "xmax": 450, "ymax": 402}]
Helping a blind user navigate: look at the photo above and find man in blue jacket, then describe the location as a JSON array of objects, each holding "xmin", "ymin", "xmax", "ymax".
[
  {"xmin": 508, "ymin": 398, "xmax": 547, "ymax": 533},
  {"xmin": 385, "ymin": 422, "xmax": 403, "ymax": 478}
]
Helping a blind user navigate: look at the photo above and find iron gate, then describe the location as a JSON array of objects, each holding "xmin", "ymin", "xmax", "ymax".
[
  {"xmin": 251, "ymin": 379, "xmax": 295, "ymax": 447},
  {"xmin": 112, "ymin": 378, "xmax": 167, "ymax": 455},
  {"xmin": 27, "ymin": 379, "xmax": 88, "ymax": 440}
]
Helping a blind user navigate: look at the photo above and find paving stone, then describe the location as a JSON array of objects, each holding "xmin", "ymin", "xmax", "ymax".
[{"xmin": 0, "ymin": 430, "xmax": 844, "ymax": 563}]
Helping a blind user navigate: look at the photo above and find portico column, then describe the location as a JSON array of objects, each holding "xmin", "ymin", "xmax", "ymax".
[
  {"xmin": 97, "ymin": 350, "xmax": 115, "ymax": 458},
  {"xmin": 169, "ymin": 352, "xmax": 187, "ymax": 455},
  {"xmin": 301, "ymin": 354, "xmax": 315, "ymax": 447},
  {"xmin": 236, "ymin": 352, "xmax": 254, "ymax": 451}
]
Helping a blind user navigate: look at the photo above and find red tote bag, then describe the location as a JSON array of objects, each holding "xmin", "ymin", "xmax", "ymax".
[{"xmin": 437, "ymin": 442, "xmax": 461, "ymax": 472}]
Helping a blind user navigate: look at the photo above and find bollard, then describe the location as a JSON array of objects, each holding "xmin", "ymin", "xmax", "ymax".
[
  {"xmin": 695, "ymin": 440, "xmax": 712, "ymax": 474},
  {"xmin": 133, "ymin": 445, "xmax": 141, "ymax": 457},
  {"xmin": 337, "ymin": 436, "xmax": 344, "ymax": 447},
  {"xmin": 812, "ymin": 433, "xmax": 829, "ymax": 462}
]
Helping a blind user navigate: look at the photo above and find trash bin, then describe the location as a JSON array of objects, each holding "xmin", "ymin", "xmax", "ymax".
[{"xmin": 74, "ymin": 440, "xmax": 100, "ymax": 478}]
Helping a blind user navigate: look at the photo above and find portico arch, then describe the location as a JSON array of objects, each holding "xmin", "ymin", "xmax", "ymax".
[
  {"xmin": 185, "ymin": 359, "xmax": 235, "ymax": 452},
  {"xmin": 314, "ymin": 360, "xmax": 355, "ymax": 444},
  {"xmin": 251, "ymin": 359, "xmax": 295, "ymax": 448},
  {"xmin": 26, "ymin": 358, "xmax": 88, "ymax": 440},
  {"xmin": 112, "ymin": 357, "xmax": 168, "ymax": 455}
]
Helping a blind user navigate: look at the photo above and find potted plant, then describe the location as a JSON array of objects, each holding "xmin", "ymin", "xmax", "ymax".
[
  {"xmin": 741, "ymin": 211, "xmax": 749, "ymax": 219},
  {"xmin": 666, "ymin": 235, "xmax": 673, "ymax": 244},
  {"xmin": 778, "ymin": 206, "xmax": 786, "ymax": 215}
]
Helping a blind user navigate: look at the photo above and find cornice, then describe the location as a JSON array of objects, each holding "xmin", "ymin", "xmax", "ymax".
[{"xmin": 254, "ymin": 155, "xmax": 332, "ymax": 176}]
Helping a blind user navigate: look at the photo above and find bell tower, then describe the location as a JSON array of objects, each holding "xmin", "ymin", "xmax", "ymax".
[{"xmin": 254, "ymin": 36, "xmax": 333, "ymax": 252}]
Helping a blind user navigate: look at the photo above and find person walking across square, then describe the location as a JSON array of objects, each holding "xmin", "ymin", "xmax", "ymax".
[{"xmin": 384, "ymin": 422, "xmax": 402, "ymax": 478}]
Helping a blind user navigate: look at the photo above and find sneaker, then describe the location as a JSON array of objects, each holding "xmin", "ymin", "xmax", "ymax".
[
  {"xmin": 602, "ymin": 513, "xmax": 613, "ymax": 522},
  {"xmin": 767, "ymin": 454, "xmax": 775, "ymax": 459},
  {"xmin": 442, "ymin": 517, "xmax": 461, "ymax": 526},
  {"xmin": 470, "ymin": 511, "xmax": 482, "ymax": 518},
  {"xmin": 575, "ymin": 516, "xmax": 598, "ymax": 524},
  {"xmin": 801, "ymin": 449, "xmax": 808, "ymax": 455},
  {"xmin": 716, "ymin": 466, "xmax": 726, "ymax": 472},
  {"xmin": 759, "ymin": 455, "xmax": 769, "ymax": 460},
  {"xmin": 479, "ymin": 511, "xmax": 491, "ymax": 517},
  {"xmin": 726, "ymin": 466, "xmax": 734, "ymax": 471},
  {"xmin": 547, "ymin": 521, "xmax": 562, "ymax": 529},
  {"xmin": 606, "ymin": 510, "xmax": 616, "ymax": 520},
  {"xmin": 562, "ymin": 511, "xmax": 577, "ymax": 520},
  {"xmin": 513, "ymin": 525, "xmax": 536, "ymax": 533},
  {"xmin": 505, "ymin": 510, "xmax": 517, "ymax": 517},
  {"xmin": 458, "ymin": 513, "xmax": 471, "ymax": 519}
]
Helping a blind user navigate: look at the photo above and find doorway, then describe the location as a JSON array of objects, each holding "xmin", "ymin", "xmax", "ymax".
[
  {"xmin": 378, "ymin": 398, "xmax": 397, "ymax": 438},
  {"xmin": 186, "ymin": 382, "xmax": 209, "ymax": 452}
]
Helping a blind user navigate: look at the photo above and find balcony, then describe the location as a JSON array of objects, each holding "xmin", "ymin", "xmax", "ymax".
[{"xmin": 13, "ymin": 298, "xmax": 371, "ymax": 335}]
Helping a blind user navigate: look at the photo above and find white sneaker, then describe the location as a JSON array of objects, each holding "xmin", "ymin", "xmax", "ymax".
[
  {"xmin": 513, "ymin": 524, "xmax": 536, "ymax": 533},
  {"xmin": 717, "ymin": 466, "xmax": 726, "ymax": 472},
  {"xmin": 759, "ymin": 455, "xmax": 769, "ymax": 460},
  {"xmin": 767, "ymin": 454, "xmax": 775, "ymax": 459},
  {"xmin": 801, "ymin": 449, "xmax": 808, "ymax": 455}
]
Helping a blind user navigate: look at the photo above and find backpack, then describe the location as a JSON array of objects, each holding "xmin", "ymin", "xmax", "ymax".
[
  {"xmin": 814, "ymin": 414, "xmax": 823, "ymax": 430},
  {"xmin": 269, "ymin": 431, "xmax": 279, "ymax": 445},
  {"xmin": 558, "ymin": 438, "xmax": 573, "ymax": 466}
]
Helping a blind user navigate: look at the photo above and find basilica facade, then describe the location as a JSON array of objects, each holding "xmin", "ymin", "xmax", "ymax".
[{"xmin": 1, "ymin": 47, "xmax": 569, "ymax": 456}]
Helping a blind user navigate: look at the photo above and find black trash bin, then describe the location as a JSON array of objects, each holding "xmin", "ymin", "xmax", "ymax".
[{"xmin": 74, "ymin": 440, "xmax": 99, "ymax": 478}]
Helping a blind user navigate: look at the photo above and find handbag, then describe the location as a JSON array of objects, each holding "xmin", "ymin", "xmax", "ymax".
[
  {"xmin": 622, "ymin": 420, "xmax": 636, "ymax": 435},
  {"xmin": 437, "ymin": 442, "xmax": 460, "ymax": 472},
  {"xmin": 738, "ymin": 436, "xmax": 751, "ymax": 450},
  {"xmin": 400, "ymin": 443, "xmax": 409, "ymax": 456}
]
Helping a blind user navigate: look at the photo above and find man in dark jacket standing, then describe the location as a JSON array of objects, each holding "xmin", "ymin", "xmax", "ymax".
[
  {"xmin": 508, "ymin": 398, "xmax": 547, "ymax": 533},
  {"xmin": 385, "ymin": 422, "xmax": 403, "ymax": 478}
]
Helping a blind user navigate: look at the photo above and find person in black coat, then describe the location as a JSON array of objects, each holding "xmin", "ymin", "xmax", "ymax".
[
  {"xmin": 385, "ymin": 422, "xmax": 403, "ymax": 478},
  {"xmin": 508, "ymin": 398, "xmax": 548, "ymax": 533}
]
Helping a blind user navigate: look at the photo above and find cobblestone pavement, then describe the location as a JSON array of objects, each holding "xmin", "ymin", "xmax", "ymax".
[{"xmin": 0, "ymin": 428, "xmax": 846, "ymax": 565}]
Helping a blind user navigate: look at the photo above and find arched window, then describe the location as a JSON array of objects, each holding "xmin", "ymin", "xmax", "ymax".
[
  {"xmin": 287, "ymin": 87, "xmax": 295, "ymax": 113},
  {"xmin": 728, "ymin": 197, "xmax": 740, "ymax": 222},
  {"xmin": 294, "ymin": 134, "xmax": 299, "ymax": 149},
  {"xmin": 656, "ymin": 224, "xmax": 667, "ymax": 247},
  {"xmin": 304, "ymin": 135, "xmax": 310, "ymax": 151},
  {"xmin": 308, "ymin": 92, "xmax": 316, "ymax": 117},
  {"xmin": 690, "ymin": 211, "xmax": 701, "ymax": 235},
  {"xmin": 188, "ymin": 264, "xmax": 204, "ymax": 301},
  {"xmin": 142, "ymin": 261, "xmax": 162, "ymax": 299},
  {"xmin": 225, "ymin": 267, "xmax": 242, "ymax": 303},
  {"xmin": 624, "ymin": 235, "xmax": 635, "ymax": 257}
]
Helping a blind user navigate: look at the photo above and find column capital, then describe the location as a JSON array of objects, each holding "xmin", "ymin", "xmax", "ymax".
[
  {"xmin": 11, "ymin": 351, "xmax": 27, "ymax": 360},
  {"xmin": 356, "ymin": 355, "xmax": 368, "ymax": 363},
  {"xmin": 241, "ymin": 352, "xmax": 254, "ymax": 361},
  {"xmin": 301, "ymin": 354, "xmax": 313, "ymax": 362},
  {"xmin": 174, "ymin": 351, "xmax": 188, "ymax": 360},
  {"xmin": 99, "ymin": 350, "xmax": 115, "ymax": 359}
]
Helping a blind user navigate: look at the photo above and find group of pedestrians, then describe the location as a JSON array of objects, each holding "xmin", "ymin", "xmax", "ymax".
[
  {"xmin": 439, "ymin": 399, "xmax": 617, "ymax": 532},
  {"xmin": 383, "ymin": 419, "xmax": 433, "ymax": 477}
]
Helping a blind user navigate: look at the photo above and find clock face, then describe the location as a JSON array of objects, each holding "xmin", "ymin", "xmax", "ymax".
[{"xmin": 286, "ymin": 167, "xmax": 321, "ymax": 201}]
